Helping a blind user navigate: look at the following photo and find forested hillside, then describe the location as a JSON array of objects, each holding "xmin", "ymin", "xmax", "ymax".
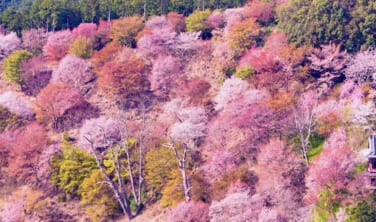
[
  {"xmin": 0, "ymin": 0, "xmax": 247, "ymax": 34},
  {"xmin": 0, "ymin": 0, "xmax": 376, "ymax": 221}
]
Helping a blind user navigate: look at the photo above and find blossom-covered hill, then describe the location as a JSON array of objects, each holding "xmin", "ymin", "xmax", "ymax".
[{"xmin": 0, "ymin": 0, "xmax": 376, "ymax": 221}]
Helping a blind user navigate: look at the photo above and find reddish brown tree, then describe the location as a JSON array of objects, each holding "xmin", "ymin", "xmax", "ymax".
[
  {"xmin": 98, "ymin": 48, "xmax": 149, "ymax": 107},
  {"xmin": 42, "ymin": 30, "xmax": 73, "ymax": 61},
  {"xmin": 167, "ymin": 12, "xmax": 186, "ymax": 33},
  {"xmin": 35, "ymin": 83, "xmax": 86, "ymax": 129},
  {"xmin": 91, "ymin": 41, "xmax": 121, "ymax": 73},
  {"xmin": 7, "ymin": 122, "xmax": 48, "ymax": 184}
]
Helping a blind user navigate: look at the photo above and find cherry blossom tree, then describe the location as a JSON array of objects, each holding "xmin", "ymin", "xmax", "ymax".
[
  {"xmin": 167, "ymin": 201, "xmax": 209, "ymax": 222},
  {"xmin": 35, "ymin": 143, "xmax": 60, "ymax": 188},
  {"xmin": 223, "ymin": 8, "xmax": 244, "ymax": 35},
  {"xmin": 20, "ymin": 55, "xmax": 52, "ymax": 96},
  {"xmin": 35, "ymin": 83, "xmax": 86, "ymax": 129},
  {"xmin": 209, "ymin": 191, "xmax": 260, "ymax": 222},
  {"xmin": 145, "ymin": 16, "xmax": 168, "ymax": 30},
  {"xmin": 238, "ymin": 47, "xmax": 281, "ymax": 73},
  {"xmin": 51, "ymin": 55, "xmax": 94, "ymax": 93},
  {"xmin": 350, "ymin": 100, "xmax": 376, "ymax": 131},
  {"xmin": 7, "ymin": 122, "xmax": 48, "ymax": 183},
  {"xmin": 82, "ymin": 111, "xmax": 149, "ymax": 219},
  {"xmin": 213, "ymin": 77, "xmax": 249, "ymax": 111},
  {"xmin": 22, "ymin": 28, "xmax": 48, "ymax": 55},
  {"xmin": 0, "ymin": 197, "xmax": 25, "ymax": 222},
  {"xmin": 345, "ymin": 48, "xmax": 376, "ymax": 85},
  {"xmin": 77, "ymin": 116, "xmax": 121, "ymax": 152},
  {"xmin": 339, "ymin": 80, "xmax": 363, "ymax": 100},
  {"xmin": 184, "ymin": 77, "xmax": 211, "ymax": 104},
  {"xmin": 43, "ymin": 30, "xmax": 73, "ymax": 61},
  {"xmin": 0, "ymin": 91, "xmax": 34, "ymax": 118},
  {"xmin": 256, "ymin": 139, "xmax": 306, "ymax": 221},
  {"xmin": 137, "ymin": 27, "xmax": 177, "ymax": 58},
  {"xmin": 244, "ymin": 0, "xmax": 275, "ymax": 24},
  {"xmin": 169, "ymin": 106, "xmax": 208, "ymax": 144},
  {"xmin": 72, "ymin": 23, "xmax": 97, "ymax": 39},
  {"xmin": 167, "ymin": 12, "xmax": 186, "ymax": 33},
  {"xmin": 0, "ymin": 32, "xmax": 21, "ymax": 60},
  {"xmin": 205, "ymin": 12, "xmax": 224, "ymax": 30},
  {"xmin": 306, "ymin": 128, "xmax": 354, "ymax": 203},
  {"xmin": 149, "ymin": 55, "xmax": 181, "ymax": 97},
  {"xmin": 163, "ymin": 105, "xmax": 208, "ymax": 202},
  {"xmin": 314, "ymin": 100, "xmax": 343, "ymax": 136}
]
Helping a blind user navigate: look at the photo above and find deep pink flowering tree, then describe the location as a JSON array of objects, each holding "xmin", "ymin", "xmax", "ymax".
[{"xmin": 43, "ymin": 30, "xmax": 73, "ymax": 61}]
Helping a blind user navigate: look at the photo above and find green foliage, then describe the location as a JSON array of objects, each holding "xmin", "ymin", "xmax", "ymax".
[
  {"xmin": 313, "ymin": 187, "xmax": 341, "ymax": 222},
  {"xmin": 160, "ymin": 169, "xmax": 184, "ymax": 207},
  {"xmin": 353, "ymin": 162, "xmax": 367, "ymax": 175},
  {"xmin": 307, "ymin": 133, "xmax": 325, "ymax": 159},
  {"xmin": 145, "ymin": 146, "xmax": 179, "ymax": 196},
  {"xmin": 2, "ymin": 50, "xmax": 32, "ymax": 83},
  {"xmin": 69, "ymin": 36, "xmax": 93, "ymax": 59},
  {"xmin": 0, "ymin": 0, "xmax": 248, "ymax": 33},
  {"xmin": 288, "ymin": 132, "xmax": 325, "ymax": 160},
  {"xmin": 235, "ymin": 66, "xmax": 254, "ymax": 80},
  {"xmin": 277, "ymin": 0, "xmax": 376, "ymax": 52},
  {"xmin": 80, "ymin": 169, "xmax": 119, "ymax": 222},
  {"xmin": 0, "ymin": 106, "xmax": 24, "ymax": 133},
  {"xmin": 51, "ymin": 136, "xmax": 97, "ymax": 199},
  {"xmin": 346, "ymin": 198, "xmax": 376, "ymax": 222},
  {"xmin": 185, "ymin": 9, "xmax": 211, "ymax": 32}
]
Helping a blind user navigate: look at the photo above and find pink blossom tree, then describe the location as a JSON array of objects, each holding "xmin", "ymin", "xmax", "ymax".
[
  {"xmin": 7, "ymin": 122, "xmax": 48, "ymax": 183},
  {"xmin": 213, "ymin": 77, "xmax": 249, "ymax": 111},
  {"xmin": 350, "ymin": 100, "xmax": 376, "ymax": 131},
  {"xmin": 223, "ymin": 8, "xmax": 244, "ymax": 35},
  {"xmin": 169, "ymin": 106, "xmax": 208, "ymax": 144},
  {"xmin": 51, "ymin": 54, "xmax": 94, "ymax": 93},
  {"xmin": 244, "ymin": 0, "xmax": 275, "ymax": 24},
  {"xmin": 0, "ymin": 198, "xmax": 25, "ymax": 222},
  {"xmin": 306, "ymin": 128, "xmax": 354, "ymax": 203},
  {"xmin": 205, "ymin": 12, "xmax": 224, "ymax": 30},
  {"xmin": 167, "ymin": 12, "xmax": 186, "ymax": 33},
  {"xmin": 167, "ymin": 201, "xmax": 209, "ymax": 222},
  {"xmin": 77, "ymin": 116, "xmax": 121, "ymax": 152},
  {"xmin": 20, "ymin": 55, "xmax": 52, "ymax": 96},
  {"xmin": 72, "ymin": 23, "xmax": 97, "ymax": 39},
  {"xmin": 256, "ymin": 139, "xmax": 306, "ymax": 221},
  {"xmin": 43, "ymin": 30, "xmax": 73, "ymax": 61},
  {"xmin": 209, "ymin": 191, "xmax": 260, "ymax": 221},
  {"xmin": 35, "ymin": 83, "xmax": 86, "ymax": 129},
  {"xmin": 345, "ymin": 48, "xmax": 376, "ymax": 84},
  {"xmin": 149, "ymin": 55, "xmax": 181, "ymax": 98},
  {"xmin": 0, "ymin": 32, "xmax": 21, "ymax": 60},
  {"xmin": 238, "ymin": 47, "xmax": 281, "ymax": 73},
  {"xmin": 137, "ymin": 27, "xmax": 177, "ymax": 58},
  {"xmin": 164, "ymin": 105, "xmax": 208, "ymax": 202},
  {"xmin": 0, "ymin": 91, "xmax": 34, "ymax": 118},
  {"xmin": 145, "ymin": 16, "xmax": 169, "ymax": 30},
  {"xmin": 339, "ymin": 80, "xmax": 363, "ymax": 100},
  {"xmin": 22, "ymin": 28, "xmax": 48, "ymax": 55}
]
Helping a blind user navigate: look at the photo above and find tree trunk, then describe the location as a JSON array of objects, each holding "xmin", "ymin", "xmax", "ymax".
[{"xmin": 84, "ymin": 137, "xmax": 133, "ymax": 219}]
